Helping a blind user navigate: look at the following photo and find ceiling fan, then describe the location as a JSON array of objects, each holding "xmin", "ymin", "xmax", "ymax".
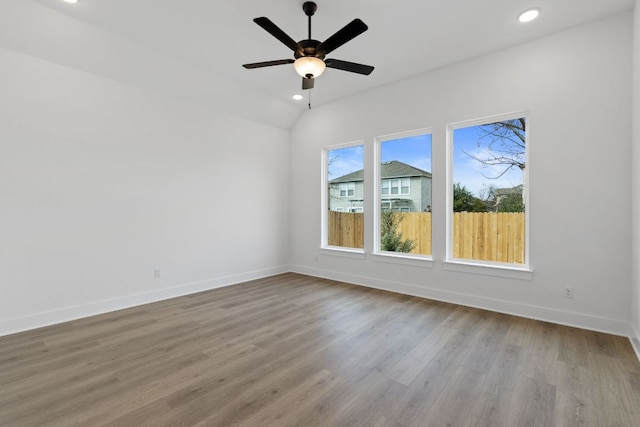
[{"xmin": 242, "ymin": 1, "xmax": 374, "ymax": 91}]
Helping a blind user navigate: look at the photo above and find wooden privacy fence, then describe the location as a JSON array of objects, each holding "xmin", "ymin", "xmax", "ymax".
[
  {"xmin": 395, "ymin": 212, "xmax": 432, "ymax": 255},
  {"xmin": 328, "ymin": 211, "xmax": 364, "ymax": 248},
  {"xmin": 328, "ymin": 211, "xmax": 525, "ymax": 264},
  {"xmin": 453, "ymin": 212, "xmax": 525, "ymax": 264}
]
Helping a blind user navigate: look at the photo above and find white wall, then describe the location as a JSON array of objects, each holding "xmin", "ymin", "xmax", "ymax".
[
  {"xmin": 631, "ymin": 0, "xmax": 640, "ymax": 355},
  {"xmin": 0, "ymin": 0, "xmax": 301, "ymax": 130},
  {"xmin": 290, "ymin": 13, "xmax": 634, "ymax": 336},
  {"xmin": 0, "ymin": 46, "xmax": 291, "ymax": 335}
]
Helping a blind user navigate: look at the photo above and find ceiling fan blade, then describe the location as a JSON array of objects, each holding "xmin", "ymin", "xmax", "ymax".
[
  {"xmin": 325, "ymin": 59, "xmax": 374, "ymax": 75},
  {"xmin": 254, "ymin": 17, "xmax": 300, "ymax": 53},
  {"xmin": 317, "ymin": 19, "xmax": 368, "ymax": 55},
  {"xmin": 302, "ymin": 76, "xmax": 315, "ymax": 90},
  {"xmin": 243, "ymin": 59, "xmax": 295, "ymax": 69}
]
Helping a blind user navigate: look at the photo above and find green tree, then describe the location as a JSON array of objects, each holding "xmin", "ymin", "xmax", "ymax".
[
  {"xmin": 453, "ymin": 183, "xmax": 487, "ymax": 212},
  {"xmin": 496, "ymin": 193, "xmax": 524, "ymax": 212},
  {"xmin": 380, "ymin": 210, "xmax": 415, "ymax": 252}
]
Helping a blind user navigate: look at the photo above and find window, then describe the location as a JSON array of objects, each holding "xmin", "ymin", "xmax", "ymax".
[
  {"xmin": 449, "ymin": 114, "xmax": 528, "ymax": 266},
  {"xmin": 324, "ymin": 143, "xmax": 364, "ymax": 249},
  {"xmin": 382, "ymin": 178, "xmax": 410, "ymax": 196},
  {"xmin": 320, "ymin": 117, "xmax": 529, "ymax": 275},
  {"xmin": 381, "ymin": 180, "xmax": 389, "ymax": 195},
  {"xmin": 339, "ymin": 183, "xmax": 355, "ymax": 197},
  {"xmin": 376, "ymin": 131, "xmax": 432, "ymax": 256}
]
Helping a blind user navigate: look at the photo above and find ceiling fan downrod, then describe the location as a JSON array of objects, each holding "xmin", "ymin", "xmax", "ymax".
[{"xmin": 303, "ymin": 2, "xmax": 317, "ymax": 40}]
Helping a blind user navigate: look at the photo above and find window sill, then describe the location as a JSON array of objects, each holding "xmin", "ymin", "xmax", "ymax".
[
  {"xmin": 443, "ymin": 260, "xmax": 532, "ymax": 280},
  {"xmin": 371, "ymin": 252, "xmax": 433, "ymax": 268},
  {"xmin": 319, "ymin": 247, "xmax": 366, "ymax": 260}
]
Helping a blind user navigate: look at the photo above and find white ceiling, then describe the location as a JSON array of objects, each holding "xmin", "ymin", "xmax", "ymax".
[{"xmin": 28, "ymin": 0, "xmax": 634, "ymax": 127}]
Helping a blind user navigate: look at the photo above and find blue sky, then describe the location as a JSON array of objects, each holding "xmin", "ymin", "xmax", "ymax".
[
  {"xmin": 328, "ymin": 126, "xmax": 523, "ymax": 197},
  {"xmin": 328, "ymin": 134, "xmax": 431, "ymax": 180},
  {"xmin": 381, "ymin": 134, "xmax": 431, "ymax": 172},
  {"xmin": 453, "ymin": 125, "xmax": 524, "ymax": 196},
  {"xmin": 328, "ymin": 145, "xmax": 364, "ymax": 179}
]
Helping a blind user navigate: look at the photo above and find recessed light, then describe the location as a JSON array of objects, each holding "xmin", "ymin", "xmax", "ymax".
[
  {"xmin": 63, "ymin": 0, "xmax": 79, "ymax": 3},
  {"xmin": 518, "ymin": 7, "xmax": 540, "ymax": 23},
  {"xmin": 292, "ymin": 94, "xmax": 304, "ymax": 101}
]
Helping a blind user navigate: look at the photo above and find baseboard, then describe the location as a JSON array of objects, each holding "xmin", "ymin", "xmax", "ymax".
[
  {"xmin": 5, "ymin": 264, "xmax": 637, "ymax": 352},
  {"xmin": 290, "ymin": 265, "xmax": 633, "ymax": 338},
  {"xmin": 631, "ymin": 324, "xmax": 640, "ymax": 362},
  {"xmin": 0, "ymin": 265, "xmax": 288, "ymax": 337}
]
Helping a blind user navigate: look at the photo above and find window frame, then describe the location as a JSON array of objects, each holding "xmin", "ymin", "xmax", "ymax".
[
  {"xmin": 445, "ymin": 112, "xmax": 531, "ymax": 277},
  {"xmin": 373, "ymin": 128, "xmax": 433, "ymax": 262},
  {"xmin": 321, "ymin": 141, "xmax": 366, "ymax": 254}
]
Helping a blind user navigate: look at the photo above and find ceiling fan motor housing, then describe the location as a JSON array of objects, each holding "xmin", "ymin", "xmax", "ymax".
[{"xmin": 296, "ymin": 39, "xmax": 324, "ymax": 60}]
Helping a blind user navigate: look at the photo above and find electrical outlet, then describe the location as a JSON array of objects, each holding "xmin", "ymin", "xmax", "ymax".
[
  {"xmin": 563, "ymin": 286, "xmax": 574, "ymax": 298},
  {"xmin": 153, "ymin": 269, "xmax": 160, "ymax": 279}
]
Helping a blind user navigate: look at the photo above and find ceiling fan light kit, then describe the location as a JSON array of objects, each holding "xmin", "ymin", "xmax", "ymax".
[
  {"xmin": 294, "ymin": 57, "xmax": 326, "ymax": 79},
  {"xmin": 242, "ymin": 1, "xmax": 374, "ymax": 95}
]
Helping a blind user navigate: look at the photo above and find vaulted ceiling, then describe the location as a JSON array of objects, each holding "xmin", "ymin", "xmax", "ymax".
[{"xmin": 16, "ymin": 0, "xmax": 636, "ymax": 129}]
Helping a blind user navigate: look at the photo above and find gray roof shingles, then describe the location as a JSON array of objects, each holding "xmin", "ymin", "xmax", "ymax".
[{"xmin": 329, "ymin": 160, "xmax": 431, "ymax": 183}]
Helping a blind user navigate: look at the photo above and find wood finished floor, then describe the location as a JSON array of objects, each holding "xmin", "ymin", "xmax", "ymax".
[{"xmin": 1, "ymin": 273, "xmax": 639, "ymax": 426}]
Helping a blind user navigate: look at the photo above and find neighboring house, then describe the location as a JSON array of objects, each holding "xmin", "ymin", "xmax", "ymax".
[{"xmin": 329, "ymin": 160, "xmax": 432, "ymax": 213}]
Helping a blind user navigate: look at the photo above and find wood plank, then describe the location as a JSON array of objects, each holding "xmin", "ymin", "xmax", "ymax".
[
  {"xmin": 0, "ymin": 272, "xmax": 638, "ymax": 427},
  {"xmin": 472, "ymin": 375, "xmax": 556, "ymax": 427},
  {"xmin": 233, "ymin": 368, "xmax": 345, "ymax": 427}
]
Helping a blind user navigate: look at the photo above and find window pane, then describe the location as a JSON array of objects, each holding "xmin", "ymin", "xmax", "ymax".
[
  {"xmin": 451, "ymin": 117, "xmax": 526, "ymax": 264},
  {"xmin": 382, "ymin": 180, "xmax": 389, "ymax": 195},
  {"xmin": 401, "ymin": 181, "xmax": 409, "ymax": 194},
  {"xmin": 379, "ymin": 133, "xmax": 432, "ymax": 255},
  {"xmin": 327, "ymin": 145, "xmax": 364, "ymax": 249}
]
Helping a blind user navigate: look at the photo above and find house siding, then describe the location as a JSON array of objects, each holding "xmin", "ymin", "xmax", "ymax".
[
  {"xmin": 331, "ymin": 175, "xmax": 432, "ymax": 212},
  {"xmin": 421, "ymin": 176, "xmax": 432, "ymax": 211},
  {"xmin": 329, "ymin": 181, "xmax": 365, "ymax": 212}
]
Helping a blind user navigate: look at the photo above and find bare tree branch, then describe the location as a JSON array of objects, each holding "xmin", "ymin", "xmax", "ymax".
[{"xmin": 463, "ymin": 119, "xmax": 526, "ymax": 179}]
